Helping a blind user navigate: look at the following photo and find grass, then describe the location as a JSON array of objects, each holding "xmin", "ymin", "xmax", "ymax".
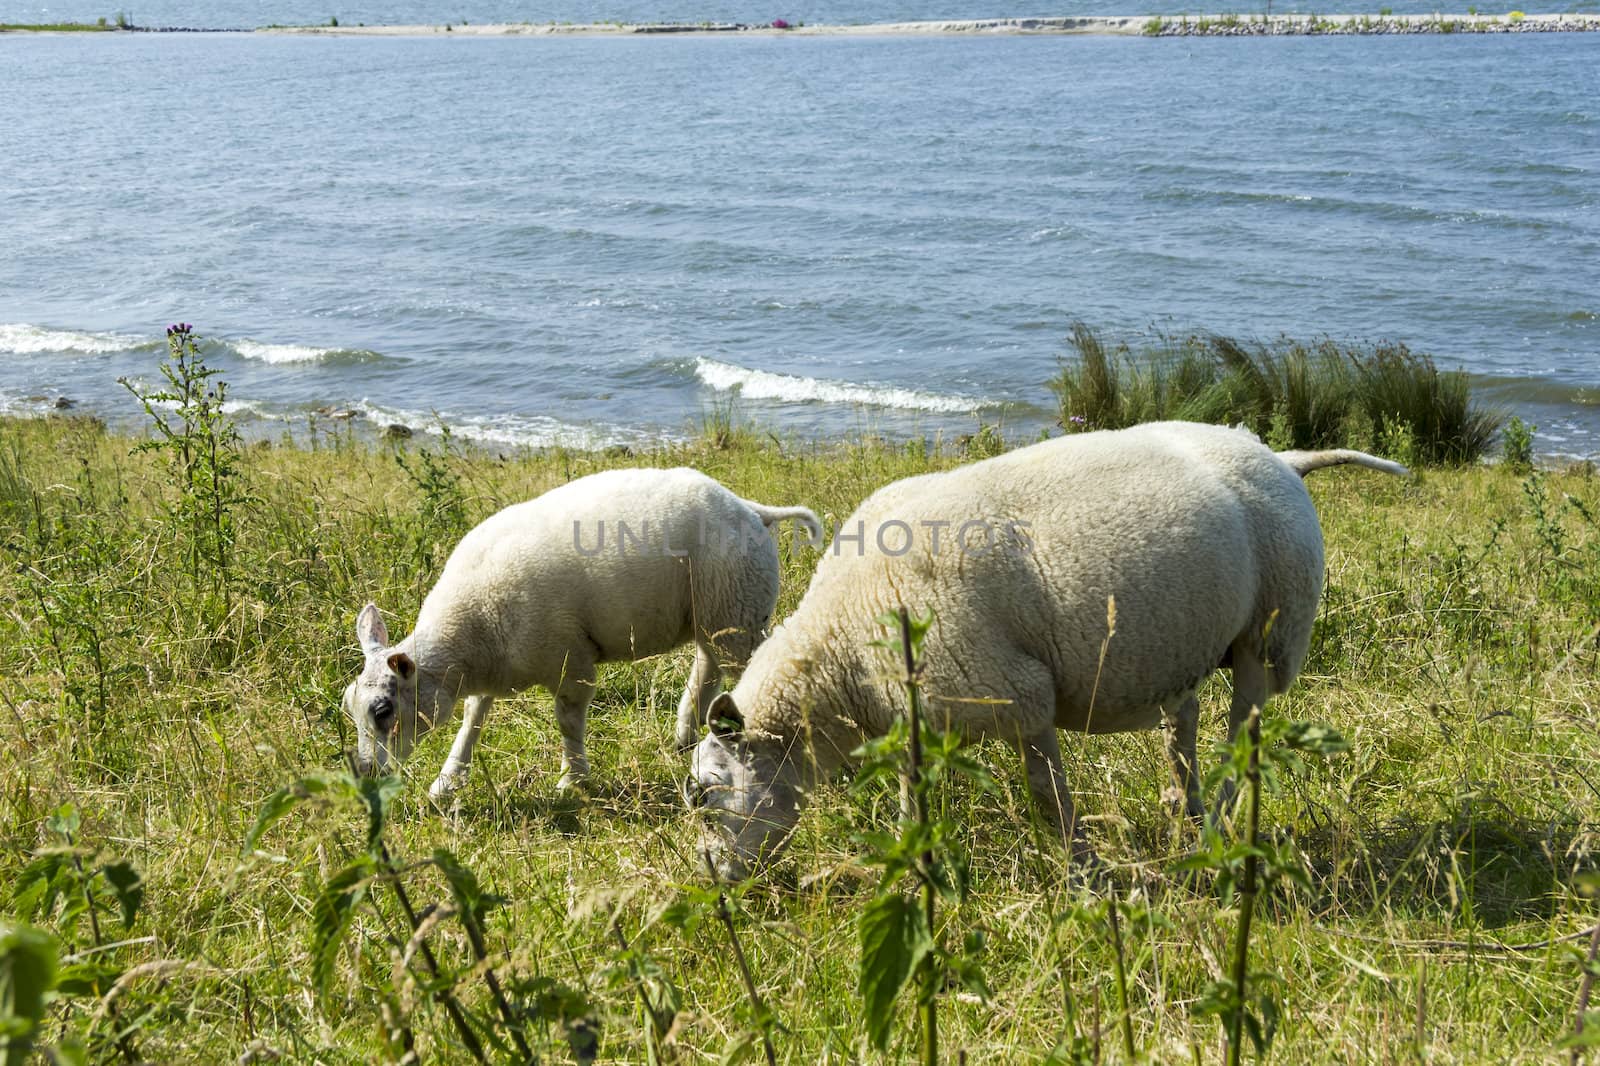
[
  {"xmin": 1051, "ymin": 324, "xmax": 1504, "ymax": 466},
  {"xmin": 0, "ymin": 21, "xmax": 117, "ymax": 31},
  {"xmin": 0, "ymin": 407, "xmax": 1597, "ymax": 1062}
]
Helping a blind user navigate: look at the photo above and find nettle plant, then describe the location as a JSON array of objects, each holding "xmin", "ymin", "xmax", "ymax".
[
  {"xmin": 852, "ymin": 607, "xmax": 995, "ymax": 1063},
  {"xmin": 244, "ymin": 767, "xmax": 594, "ymax": 1063},
  {"xmin": 8, "ymin": 803, "xmax": 149, "ymax": 1061},
  {"xmin": 1178, "ymin": 709, "xmax": 1349, "ymax": 1064}
]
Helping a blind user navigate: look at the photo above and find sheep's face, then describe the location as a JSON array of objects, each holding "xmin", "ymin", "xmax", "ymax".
[
  {"xmin": 346, "ymin": 603, "xmax": 443, "ymax": 775},
  {"xmin": 688, "ymin": 692, "xmax": 803, "ymax": 881}
]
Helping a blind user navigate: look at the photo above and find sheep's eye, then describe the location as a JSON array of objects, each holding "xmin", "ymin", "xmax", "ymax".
[{"xmin": 680, "ymin": 774, "xmax": 706, "ymax": 810}]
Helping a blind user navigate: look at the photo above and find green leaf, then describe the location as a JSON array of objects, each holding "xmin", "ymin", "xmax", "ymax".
[
  {"xmin": 98, "ymin": 860, "xmax": 143, "ymax": 930},
  {"xmin": 358, "ymin": 775, "xmax": 404, "ymax": 854},
  {"xmin": 1278, "ymin": 720, "xmax": 1349, "ymax": 757},
  {"xmin": 858, "ymin": 893, "xmax": 932, "ymax": 1051},
  {"xmin": 430, "ymin": 848, "xmax": 505, "ymax": 926},
  {"xmin": 10, "ymin": 853, "xmax": 71, "ymax": 920},
  {"xmin": 1558, "ymin": 1014, "xmax": 1600, "ymax": 1049},
  {"xmin": 310, "ymin": 856, "xmax": 376, "ymax": 998},
  {"xmin": 647, "ymin": 889, "xmax": 719, "ymax": 938},
  {"xmin": 717, "ymin": 1030, "xmax": 756, "ymax": 1065},
  {"xmin": 45, "ymin": 804, "xmax": 80, "ymax": 840},
  {"xmin": 53, "ymin": 960, "xmax": 123, "ymax": 998},
  {"xmin": 242, "ymin": 771, "xmax": 357, "ymax": 856},
  {"xmin": 0, "ymin": 922, "xmax": 58, "ymax": 1066},
  {"xmin": 46, "ymin": 1034, "xmax": 88, "ymax": 1066}
]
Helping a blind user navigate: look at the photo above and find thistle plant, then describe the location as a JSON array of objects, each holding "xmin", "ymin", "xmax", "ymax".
[{"xmin": 120, "ymin": 323, "xmax": 250, "ymax": 621}]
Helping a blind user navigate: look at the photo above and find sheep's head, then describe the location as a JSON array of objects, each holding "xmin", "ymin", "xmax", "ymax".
[
  {"xmin": 344, "ymin": 603, "xmax": 447, "ymax": 775},
  {"xmin": 687, "ymin": 691, "xmax": 803, "ymax": 881}
]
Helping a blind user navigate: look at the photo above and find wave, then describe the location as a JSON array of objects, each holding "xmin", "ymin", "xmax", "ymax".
[
  {"xmin": 228, "ymin": 339, "xmax": 383, "ymax": 365},
  {"xmin": 350, "ymin": 401, "xmax": 650, "ymax": 451},
  {"xmin": 0, "ymin": 323, "xmax": 383, "ymax": 366},
  {"xmin": 694, "ymin": 357, "xmax": 986, "ymax": 414},
  {"xmin": 0, "ymin": 323, "xmax": 148, "ymax": 356}
]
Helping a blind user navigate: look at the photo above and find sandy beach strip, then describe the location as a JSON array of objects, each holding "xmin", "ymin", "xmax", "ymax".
[{"xmin": 258, "ymin": 13, "xmax": 1600, "ymax": 36}]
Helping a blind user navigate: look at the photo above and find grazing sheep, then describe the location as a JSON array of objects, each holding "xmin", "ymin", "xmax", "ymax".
[
  {"xmin": 344, "ymin": 467, "xmax": 821, "ymax": 801},
  {"xmin": 688, "ymin": 422, "xmax": 1407, "ymax": 880}
]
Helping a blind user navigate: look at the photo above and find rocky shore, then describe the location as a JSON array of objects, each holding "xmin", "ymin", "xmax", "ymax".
[{"xmin": 1141, "ymin": 11, "xmax": 1600, "ymax": 34}]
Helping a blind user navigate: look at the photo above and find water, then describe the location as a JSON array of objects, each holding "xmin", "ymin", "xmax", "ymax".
[{"xmin": 2, "ymin": 30, "xmax": 1598, "ymax": 455}]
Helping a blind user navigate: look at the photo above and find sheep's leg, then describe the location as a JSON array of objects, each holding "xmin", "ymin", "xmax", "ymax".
[
  {"xmin": 675, "ymin": 643, "xmax": 721, "ymax": 752},
  {"xmin": 429, "ymin": 695, "xmax": 494, "ymax": 803},
  {"xmin": 1214, "ymin": 641, "xmax": 1270, "ymax": 821},
  {"xmin": 1018, "ymin": 728, "xmax": 1099, "ymax": 872},
  {"xmin": 1159, "ymin": 690, "xmax": 1204, "ymax": 821},
  {"xmin": 554, "ymin": 667, "xmax": 597, "ymax": 794}
]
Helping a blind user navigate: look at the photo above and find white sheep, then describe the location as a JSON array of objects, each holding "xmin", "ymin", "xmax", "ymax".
[
  {"xmin": 688, "ymin": 421, "xmax": 1407, "ymax": 880},
  {"xmin": 344, "ymin": 467, "xmax": 821, "ymax": 801}
]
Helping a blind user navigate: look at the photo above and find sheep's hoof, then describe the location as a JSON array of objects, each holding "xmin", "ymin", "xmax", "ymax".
[
  {"xmin": 429, "ymin": 772, "xmax": 466, "ymax": 804},
  {"xmin": 555, "ymin": 771, "xmax": 590, "ymax": 796}
]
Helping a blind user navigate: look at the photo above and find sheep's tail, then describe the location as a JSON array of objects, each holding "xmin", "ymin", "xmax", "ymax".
[
  {"xmin": 1276, "ymin": 449, "xmax": 1410, "ymax": 479},
  {"xmin": 742, "ymin": 499, "xmax": 824, "ymax": 544}
]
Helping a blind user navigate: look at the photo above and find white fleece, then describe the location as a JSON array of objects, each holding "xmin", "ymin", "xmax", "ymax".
[
  {"xmin": 692, "ymin": 421, "xmax": 1407, "ymax": 878},
  {"xmin": 345, "ymin": 466, "xmax": 821, "ymax": 799}
]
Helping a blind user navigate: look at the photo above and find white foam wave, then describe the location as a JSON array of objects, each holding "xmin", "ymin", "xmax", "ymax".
[
  {"xmin": 0, "ymin": 323, "xmax": 143, "ymax": 356},
  {"xmin": 694, "ymin": 358, "xmax": 984, "ymax": 414},
  {"xmin": 232, "ymin": 339, "xmax": 340, "ymax": 364},
  {"xmin": 143, "ymin": 395, "xmax": 288, "ymax": 420},
  {"xmin": 352, "ymin": 401, "xmax": 650, "ymax": 451}
]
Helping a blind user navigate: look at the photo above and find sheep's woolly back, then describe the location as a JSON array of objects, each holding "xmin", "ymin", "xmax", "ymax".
[
  {"xmin": 1276, "ymin": 449, "xmax": 1410, "ymax": 479},
  {"xmin": 726, "ymin": 421, "xmax": 1351, "ymax": 766},
  {"xmin": 405, "ymin": 467, "xmax": 796, "ymax": 695}
]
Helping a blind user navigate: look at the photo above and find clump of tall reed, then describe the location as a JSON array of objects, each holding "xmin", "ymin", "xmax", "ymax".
[{"xmin": 1050, "ymin": 323, "xmax": 1502, "ymax": 465}]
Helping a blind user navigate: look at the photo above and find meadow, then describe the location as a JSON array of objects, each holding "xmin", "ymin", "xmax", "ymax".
[{"xmin": 1, "ymin": 332, "xmax": 1598, "ymax": 1064}]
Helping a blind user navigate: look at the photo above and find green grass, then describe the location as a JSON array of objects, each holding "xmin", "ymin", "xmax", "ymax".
[
  {"xmin": 0, "ymin": 21, "xmax": 117, "ymax": 31},
  {"xmin": 0, "ymin": 410, "xmax": 1597, "ymax": 1062},
  {"xmin": 1050, "ymin": 323, "xmax": 1504, "ymax": 466}
]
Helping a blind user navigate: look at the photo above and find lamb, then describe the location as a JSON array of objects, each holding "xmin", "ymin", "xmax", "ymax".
[
  {"xmin": 688, "ymin": 421, "xmax": 1407, "ymax": 880},
  {"xmin": 344, "ymin": 467, "xmax": 821, "ymax": 802}
]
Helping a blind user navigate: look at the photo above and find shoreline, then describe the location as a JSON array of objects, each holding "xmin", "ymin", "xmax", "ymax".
[
  {"xmin": 258, "ymin": 13, "xmax": 1600, "ymax": 36},
  {"xmin": 7, "ymin": 13, "xmax": 1598, "ymax": 36}
]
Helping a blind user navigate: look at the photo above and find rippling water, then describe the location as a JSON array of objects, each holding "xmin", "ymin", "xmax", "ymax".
[{"xmin": 2, "ymin": 31, "xmax": 1597, "ymax": 454}]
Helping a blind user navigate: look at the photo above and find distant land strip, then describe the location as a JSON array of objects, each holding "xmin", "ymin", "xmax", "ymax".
[
  {"xmin": 6, "ymin": 14, "xmax": 1598, "ymax": 35},
  {"xmin": 251, "ymin": 13, "xmax": 1600, "ymax": 36}
]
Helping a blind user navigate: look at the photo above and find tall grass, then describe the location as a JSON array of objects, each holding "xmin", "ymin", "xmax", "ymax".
[
  {"xmin": 0, "ymin": 386, "xmax": 1595, "ymax": 1060},
  {"xmin": 1051, "ymin": 323, "xmax": 1503, "ymax": 464}
]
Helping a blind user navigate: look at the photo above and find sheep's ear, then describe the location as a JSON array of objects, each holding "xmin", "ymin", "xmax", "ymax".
[
  {"xmin": 707, "ymin": 692, "xmax": 743, "ymax": 739},
  {"xmin": 387, "ymin": 652, "xmax": 416, "ymax": 681},
  {"xmin": 356, "ymin": 603, "xmax": 389, "ymax": 654}
]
